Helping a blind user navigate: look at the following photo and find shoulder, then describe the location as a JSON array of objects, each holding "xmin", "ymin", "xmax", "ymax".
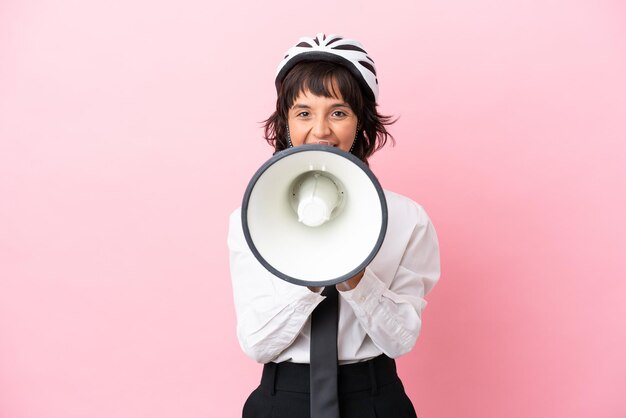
[
  {"xmin": 229, "ymin": 207, "xmax": 242, "ymax": 223},
  {"xmin": 227, "ymin": 207, "xmax": 245, "ymax": 250},
  {"xmin": 228, "ymin": 207, "xmax": 243, "ymax": 233},
  {"xmin": 383, "ymin": 189, "xmax": 432, "ymax": 228}
]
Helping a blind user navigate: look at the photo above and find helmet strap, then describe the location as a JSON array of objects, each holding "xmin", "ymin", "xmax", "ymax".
[
  {"xmin": 349, "ymin": 122, "xmax": 361, "ymax": 153},
  {"xmin": 286, "ymin": 124, "xmax": 293, "ymax": 148}
]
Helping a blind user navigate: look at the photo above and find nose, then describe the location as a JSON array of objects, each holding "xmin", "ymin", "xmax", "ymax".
[{"xmin": 311, "ymin": 117, "xmax": 331, "ymax": 139}]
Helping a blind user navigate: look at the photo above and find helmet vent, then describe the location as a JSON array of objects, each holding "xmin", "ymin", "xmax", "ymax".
[
  {"xmin": 332, "ymin": 44, "xmax": 367, "ymax": 54},
  {"xmin": 359, "ymin": 60, "xmax": 377, "ymax": 75},
  {"xmin": 326, "ymin": 37, "xmax": 343, "ymax": 46}
]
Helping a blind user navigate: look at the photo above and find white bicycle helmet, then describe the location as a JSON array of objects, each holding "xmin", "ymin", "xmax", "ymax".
[{"xmin": 275, "ymin": 33, "xmax": 379, "ymax": 102}]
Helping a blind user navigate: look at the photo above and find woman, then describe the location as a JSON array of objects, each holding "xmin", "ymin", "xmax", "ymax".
[{"xmin": 228, "ymin": 33, "xmax": 441, "ymax": 418}]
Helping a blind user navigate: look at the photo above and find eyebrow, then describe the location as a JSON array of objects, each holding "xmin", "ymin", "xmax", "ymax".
[{"xmin": 290, "ymin": 102, "xmax": 351, "ymax": 109}]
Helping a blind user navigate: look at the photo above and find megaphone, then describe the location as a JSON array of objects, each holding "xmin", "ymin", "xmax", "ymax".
[{"xmin": 241, "ymin": 144, "xmax": 388, "ymax": 287}]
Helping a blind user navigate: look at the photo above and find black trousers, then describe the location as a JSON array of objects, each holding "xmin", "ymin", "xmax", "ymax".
[{"xmin": 242, "ymin": 355, "xmax": 418, "ymax": 418}]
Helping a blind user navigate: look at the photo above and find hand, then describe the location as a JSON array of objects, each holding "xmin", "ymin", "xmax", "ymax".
[{"xmin": 335, "ymin": 269, "xmax": 365, "ymax": 292}]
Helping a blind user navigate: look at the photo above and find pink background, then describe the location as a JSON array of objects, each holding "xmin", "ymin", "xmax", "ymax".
[{"xmin": 1, "ymin": 1, "xmax": 625, "ymax": 417}]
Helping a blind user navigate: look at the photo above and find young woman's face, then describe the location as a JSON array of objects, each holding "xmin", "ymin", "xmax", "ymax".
[{"xmin": 287, "ymin": 88, "xmax": 358, "ymax": 152}]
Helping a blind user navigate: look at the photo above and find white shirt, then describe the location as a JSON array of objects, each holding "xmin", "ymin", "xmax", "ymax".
[{"xmin": 228, "ymin": 189, "xmax": 440, "ymax": 364}]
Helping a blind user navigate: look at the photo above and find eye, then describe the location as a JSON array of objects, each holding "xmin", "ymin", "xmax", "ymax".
[
  {"xmin": 296, "ymin": 111, "xmax": 310, "ymax": 118},
  {"xmin": 332, "ymin": 110, "xmax": 347, "ymax": 117}
]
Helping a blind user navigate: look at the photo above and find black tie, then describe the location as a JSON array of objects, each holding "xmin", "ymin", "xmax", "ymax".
[{"xmin": 310, "ymin": 285, "xmax": 340, "ymax": 418}]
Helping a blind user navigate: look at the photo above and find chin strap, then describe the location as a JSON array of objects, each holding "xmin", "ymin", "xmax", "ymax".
[
  {"xmin": 286, "ymin": 125, "xmax": 294, "ymax": 148},
  {"xmin": 349, "ymin": 124, "xmax": 361, "ymax": 153}
]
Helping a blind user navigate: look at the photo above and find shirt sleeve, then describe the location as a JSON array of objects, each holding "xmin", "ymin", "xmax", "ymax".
[
  {"xmin": 339, "ymin": 206, "xmax": 441, "ymax": 358},
  {"xmin": 227, "ymin": 208, "xmax": 325, "ymax": 364}
]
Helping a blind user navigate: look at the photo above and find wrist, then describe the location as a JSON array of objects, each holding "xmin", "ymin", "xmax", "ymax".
[{"xmin": 336, "ymin": 269, "xmax": 365, "ymax": 292}]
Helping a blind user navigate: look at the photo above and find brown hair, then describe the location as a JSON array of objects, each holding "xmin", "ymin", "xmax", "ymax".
[{"xmin": 263, "ymin": 61, "xmax": 395, "ymax": 164}]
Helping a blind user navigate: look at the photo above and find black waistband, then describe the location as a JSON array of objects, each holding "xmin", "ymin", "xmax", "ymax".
[{"xmin": 260, "ymin": 354, "xmax": 399, "ymax": 395}]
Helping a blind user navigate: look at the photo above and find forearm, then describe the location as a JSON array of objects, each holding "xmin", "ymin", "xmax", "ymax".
[
  {"xmin": 237, "ymin": 288, "xmax": 323, "ymax": 363},
  {"xmin": 340, "ymin": 268, "xmax": 426, "ymax": 358}
]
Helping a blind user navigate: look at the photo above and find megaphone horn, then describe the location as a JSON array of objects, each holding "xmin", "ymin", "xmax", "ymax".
[{"xmin": 242, "ymin": 144, "xmax": 388, "ymax": 287}]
